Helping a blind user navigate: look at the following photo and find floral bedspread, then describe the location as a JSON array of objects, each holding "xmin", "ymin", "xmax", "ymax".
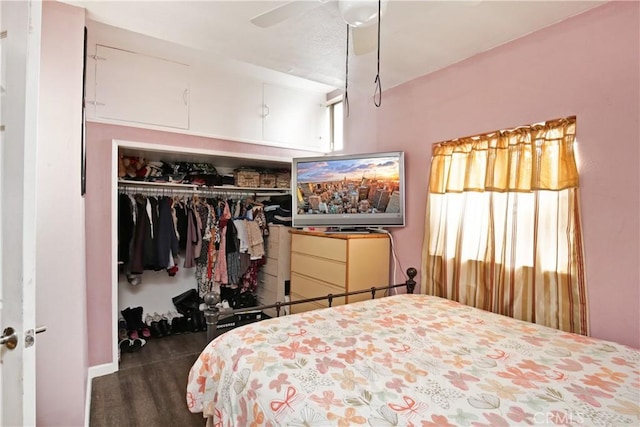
[{"xmin": 187, "ymin": 294, "xmax": 640, "ymax": 426}]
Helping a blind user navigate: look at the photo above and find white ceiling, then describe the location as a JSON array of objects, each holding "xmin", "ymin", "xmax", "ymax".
[{"xmin": 63, "ymin": 0, "xmax": 605, "ymax": 92}]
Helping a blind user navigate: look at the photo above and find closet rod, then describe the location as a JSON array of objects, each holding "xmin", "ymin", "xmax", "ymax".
[{"xmin": 117, "ymin": 184, "xmax": 288, "ymax": 198}]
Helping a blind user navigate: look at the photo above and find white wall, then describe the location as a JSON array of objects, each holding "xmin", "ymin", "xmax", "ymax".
[
  {"xmin": 118, "ymin": 268, "xmax": 197, "ymax": 319},
  {"xmin": 35, "ymin": 2, "xmax": 87, "ymax": 425}
]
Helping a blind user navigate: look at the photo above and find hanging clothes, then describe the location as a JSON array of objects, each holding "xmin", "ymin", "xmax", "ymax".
[
  {"xmin": 192, "ymin": 200, "xmax": 203, "ymax": 260},
  {"xmin": 118, "ymin": 188, "xmax": 269, "ymax": 304},
  {"xmin": 130, "ymin": 195, "xmax": 150, "ymax": 274},
  {"xmin": 174, "ymin": 197, "xmax": 189, "ymax": 251},
  {"xmin": 195, "ymin": 199, "xmax": 218, "ymax": 298},
  {"xmin": 252, "ymin": 205, "xmax": 269, "ymax": 238},
  {"xmin": 239, "ymin": 258, "xmax": 265, "ymax": 294},
  {"xmin": 156, "ymin": 196, "xmax": 179, "ymax": 270},
  {"xmin": 225, "ymin": 219, "xmax": 241, "ymax": 286},
  {"xmin": 245, "ymin": 219, "xmax": 265, "ymax": 260},
  {"xmin": 118, "ymin": 193, "xmax": 135, "ymax": 264},
  {"xmin": 183, "ymin": 202, "xmax": 202, "ymax": 269},
  {"xmin": 143, "ymin": 196, "xmax": 161, "ymax": 271},
  {"xmin": 232, "ymin": 218, "xmax": 249, "ymax": 254},
  {"xmin": 213, "ymin": 201, "xmax": 232, "ymax": 285}
]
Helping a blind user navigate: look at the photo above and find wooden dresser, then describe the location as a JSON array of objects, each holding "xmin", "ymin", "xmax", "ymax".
[
  {"xmin": 257, "ymin": 224, "xmax": 292, "ymax": 317},
  {"xmin": 289, "ymin": 230, "xmax": 390, "ymax": 314}
]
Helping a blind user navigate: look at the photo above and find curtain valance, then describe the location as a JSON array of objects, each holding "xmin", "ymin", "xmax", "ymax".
[{"xmin": 429, "ymin": 116, "xmax": 578, "ymax": 193}]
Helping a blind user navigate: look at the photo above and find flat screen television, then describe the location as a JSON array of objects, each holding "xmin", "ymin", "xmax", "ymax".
[{"xmin": 291, "ymin": 151, "xmax": 405, "ymax": 230}]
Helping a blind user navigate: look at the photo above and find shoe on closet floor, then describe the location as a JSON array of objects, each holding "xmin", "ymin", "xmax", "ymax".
[
  {"xmin": 133, "ymin": 338, "xmax": 146, "ymax": 351},
  {"xmin": 121, "ymin": 307, "xmax": 137, "ymax": 339},
  {"xmin": 195, "ymin": 310, "xmax": 206, "ymax": 332},
  {"xmin": 170, "ymin": 314, "xmax": 187, "ymax": 334},
  {"xmin": 132, "ymin": 306, "xmax": 152, "ymax": 339},
  {"xmin": 146, "ymin": 314, "xmax": 164, "ymax": 338},
  {"xmin": 151, "ymin": 312, "xmax": 172, "ymax": 337},
  {"xmin": 119, "ymin": 337, "xmax": 145, "ymax": 353},
  {"xmin": 188, "ymin": 313, "xmax": 199, "ymax": 333},
  {"xmin": 165, "ymin": 311, "xmax": 183, "ymax": 334},
  {"xmin": 122, "ymin": 306, "xmax": 151, "ymax": 340},
  {"xmin": 159, "ymin": 315, "xmax": 171, "ymax": 337},
  {"xmin": 118, "ymin": 317, "xmax": 128, "ymax": 341}
]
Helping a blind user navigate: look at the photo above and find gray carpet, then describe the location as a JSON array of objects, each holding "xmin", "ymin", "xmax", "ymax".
[{"xmin": 90, "ymin": 331, "xmax": 209, "ymax": 427}]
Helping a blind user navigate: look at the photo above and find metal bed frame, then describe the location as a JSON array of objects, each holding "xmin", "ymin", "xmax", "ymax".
[{"xmin": 203, "ymin": 267, "xmax": 417, "ymax": 342}]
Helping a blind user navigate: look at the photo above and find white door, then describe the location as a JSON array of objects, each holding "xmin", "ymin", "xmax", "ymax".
[{"xmin": 0, "ymin": 1, "xmax": 41, "ymax": 425}]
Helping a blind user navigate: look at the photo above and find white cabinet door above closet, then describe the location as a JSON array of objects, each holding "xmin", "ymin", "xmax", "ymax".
[
  {"xmin": 262, "ymin": 83, "xmax": 327, "ymax": 150},
  {"xmin": 94, "ymin": 45, "xmax": 189, "ymax": 129}
]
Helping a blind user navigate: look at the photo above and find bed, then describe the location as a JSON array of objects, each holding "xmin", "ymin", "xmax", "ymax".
[{"xmin": 187, "ymin": 270, "xmax": 640, "ymax": 426}]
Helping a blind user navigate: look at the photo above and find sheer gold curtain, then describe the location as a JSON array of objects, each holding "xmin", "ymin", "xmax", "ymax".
[{"xmin": 422, "ymin": 116, "xmax": 589, "ymax": 335}]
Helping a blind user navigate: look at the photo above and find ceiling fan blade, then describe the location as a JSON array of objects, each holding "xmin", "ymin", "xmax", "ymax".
[
  {"xmin": 250, "ymin": 1, "xmax": 323, "ymax": 28},
  {"xmin": 352, "ymin": 24, "xmax": 378, "ymax": 56}
]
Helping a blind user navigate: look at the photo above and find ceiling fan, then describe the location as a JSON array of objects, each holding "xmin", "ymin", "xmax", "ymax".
[{"xmin": 250, "ymin": 0, "xmax": 388, "ymax": 56}]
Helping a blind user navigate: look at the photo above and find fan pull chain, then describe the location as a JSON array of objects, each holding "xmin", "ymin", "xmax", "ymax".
[
  {"xmin": 344, "ymin": 24, "xmax": 350, "ymax": 118},
  {"xmin": 373, "ymin": 0, "xmax": 382, "ymax": 107}
]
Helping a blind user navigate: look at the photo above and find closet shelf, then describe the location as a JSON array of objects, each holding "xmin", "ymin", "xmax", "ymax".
[{"xmin": 117, "ymin": 179, "xmax": 290, "ymax": 197}]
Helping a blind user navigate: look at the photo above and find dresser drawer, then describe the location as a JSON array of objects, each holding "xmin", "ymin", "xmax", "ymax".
[
  {"xmin": 289, "ymin": 291, "xmax": 346, "ymax": 314},
  {"xmin": 256, "ymin": 283, "xmax": 277, "ymax": 305},
  {"xmin": 266, "ymin": 237, "xmax": 280, "ymax": 261},
  {"xmin": 259, "ymin": 271, "xmax": 278, "ymax": 292},
  {"xmin": 291, "ymin": 253, "xmax": 346, "ymax": 287},
  {"xmin": 262, "ymin": 258, "xmax": 279, "ymax": 276},
  {"xmin": 257, "ymin": 287, "xmax": 278, "ymax": 317},
  {"xmin": 258, "ymin": 272, "xmax": 280, "ymax": 317},
  {"xmin": 269, "ymin": 226, "xmax": 281, "ymax": 243},
  {"xmin": 289, "ymin": 293, "xmax": 324, "ymax": 314},
  {"xmin": 290, "ymin": 272, "xmax": 346, "ymax": 300},
  {"xmin": 291, "ymin": 234, "xmax": 347, "ymax": 262}
]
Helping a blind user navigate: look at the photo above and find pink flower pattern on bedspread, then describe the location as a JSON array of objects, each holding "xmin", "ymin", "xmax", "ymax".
[{"xmin": 187, "ymin": 294, "xmax": 640, "ymax": 426}]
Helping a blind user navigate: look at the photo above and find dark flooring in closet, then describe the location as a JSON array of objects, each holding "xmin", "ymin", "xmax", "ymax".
[{"xmin": 90, "ymin": 331, "xmax": 210, "ymax": 427}]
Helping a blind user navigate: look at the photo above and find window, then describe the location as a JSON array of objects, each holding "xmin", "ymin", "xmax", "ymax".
[
  {"xmin": 327, "ymin": 99, "xmax": 344, "ymax": 152},
  {"xmin": 422, "ymin": 117, "xmax": 588, "ymax": 335}
]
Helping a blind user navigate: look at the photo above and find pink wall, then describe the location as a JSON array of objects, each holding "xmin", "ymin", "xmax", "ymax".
[
  {"xmin": 85, "ymin": 123, "xmax": 320, "ymax": 365},
  {"xmin": 346, "ymin": 2, "xmax": 639, "ymax": 348},
  {"xmin": 36, "ymin": 2, "xmax": 87, "ymax": 425}
]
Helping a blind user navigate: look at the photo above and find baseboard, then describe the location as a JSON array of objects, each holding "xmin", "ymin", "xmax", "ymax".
[{"xmin": 85, "ymin": 362, "xmax": 119, "ymax": 426}]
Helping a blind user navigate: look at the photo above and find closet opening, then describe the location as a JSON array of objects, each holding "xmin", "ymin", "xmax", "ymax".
[{"xmin": 110, "ymin": 139, "xmax": 292, "ymax": 369}]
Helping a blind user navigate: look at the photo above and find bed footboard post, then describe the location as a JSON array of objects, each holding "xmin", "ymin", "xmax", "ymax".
[
  {"xmin": 405, "ymin": 268, "xmax": 417, "ymax": 294},
  {"xmin": 203, "ymin": 292, "xmax": 221, "ymax": 342}
]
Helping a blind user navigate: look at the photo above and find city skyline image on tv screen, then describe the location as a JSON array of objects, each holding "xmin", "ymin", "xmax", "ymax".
[{"xmin": 295, "ymin": 155, "xmax": 402, "ymax": 216}]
